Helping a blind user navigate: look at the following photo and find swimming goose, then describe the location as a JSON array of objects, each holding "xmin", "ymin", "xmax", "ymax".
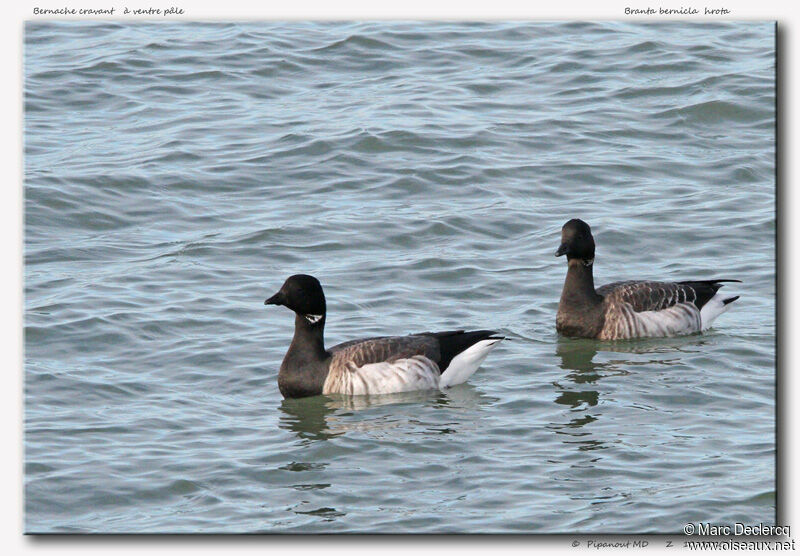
[
  {"xmin": 555, "ymin": 219, "xmax": 740, "ymax": 340},
  {"xmin": 265, "ymin": 274, "xmax": 503, "ymax": 399}
]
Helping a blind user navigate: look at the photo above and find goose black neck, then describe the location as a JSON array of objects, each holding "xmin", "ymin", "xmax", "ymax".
[
  {"xmin": 289, "ymin": 313, "xmax": 327, "ymax": 360},
  {"xmin": 561, "ymin": 258, "xmax": 602, "ymax": 306},
  {"xmin": 278, "ymin": 314, "xmax": 329, "ymax": 399}
]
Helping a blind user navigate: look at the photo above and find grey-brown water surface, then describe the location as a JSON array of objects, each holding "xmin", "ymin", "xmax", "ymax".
[{"xmin": 24, "ymin": 21, "xmax": 775, "ymax": 533}]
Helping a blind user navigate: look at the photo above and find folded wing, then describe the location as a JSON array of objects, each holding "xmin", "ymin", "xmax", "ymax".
[
  {"xmin": 323, "ymin": 330, "xmax": 502, "ymax": 395},
  {"xmin": 597, "ymin": 279, "xmax": 740, "ymax": 339},
  {"xmin": 598, "ymin": 279, "xmax": 739, "ymax": 312}
]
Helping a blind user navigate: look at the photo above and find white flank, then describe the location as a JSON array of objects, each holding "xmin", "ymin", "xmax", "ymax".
[
  {"xmin": 699, "ymin": 293, "xmax": 736, "ymax": 330},
  {"xmin": 323, "ymin": 355, "xmax": 441, "ymax": 396},
  {"xmin": 630, "ymin": 302, "xmax": 702, "ymax": 338},
  {"xmin": 439, "ymin": 338, "xmax": 503, "ymax": 389}
]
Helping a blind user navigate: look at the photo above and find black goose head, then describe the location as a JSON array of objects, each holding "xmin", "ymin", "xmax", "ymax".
[
  {"xmin": 555, "ymin": 219, "xmax": 596, "ymax": 263},
  {"xmin": 265, "ymin": 274, "xmax": 327, "ymax": 326}
]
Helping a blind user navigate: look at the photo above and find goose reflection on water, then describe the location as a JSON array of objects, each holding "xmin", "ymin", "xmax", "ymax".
[
  {"xmin": 278, "ymin": 383, "xmax": 493, "ymax": 442},
  {"xmin": 275, "ymin": 384, "xmax": 494, "ymax": 525},
  {"xmin": 555, "ymin": 335, "xmax": 712, "ymax": 382},
  {"xmin": 549, "ymin": 335, "xmax": 713, "ymax": 452}
]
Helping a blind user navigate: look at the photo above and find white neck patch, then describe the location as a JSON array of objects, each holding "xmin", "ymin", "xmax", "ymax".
[
  {"xmin": 582, "ymin": 258, "xmax": 594, "ymax": 267},
  {"xmin": 304, "ymin": 313, "xmax": 323, "ymax": 324}
]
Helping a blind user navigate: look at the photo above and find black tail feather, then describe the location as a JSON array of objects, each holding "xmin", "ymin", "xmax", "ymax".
[
  {"xmin": 679, "ymin": 278, "xmax": 741, "ymax": 287},
  {"xmin": 429, "ymin": 330, "xmax": 503, "ymax": 373},
  {"xmin": 676, "ymin": 279, "xmax": 741, "ymax": 310},
  {"xmin": 723, "ymin": 295, "xmax": 740, "ymax": 305}
]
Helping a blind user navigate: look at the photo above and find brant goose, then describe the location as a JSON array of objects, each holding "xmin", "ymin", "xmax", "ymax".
[
  {"xmin": 265, "ymin": 274, "xmax": 503, "ymax": 399},
  {"xmin": 555, "ymin": 219, "xmax": 740, "ymax": 340}
]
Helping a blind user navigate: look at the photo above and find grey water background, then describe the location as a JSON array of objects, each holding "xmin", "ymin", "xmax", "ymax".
[{"xmin": 24, "ymin": 21, "xmax": 775, "ymax": 533}]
